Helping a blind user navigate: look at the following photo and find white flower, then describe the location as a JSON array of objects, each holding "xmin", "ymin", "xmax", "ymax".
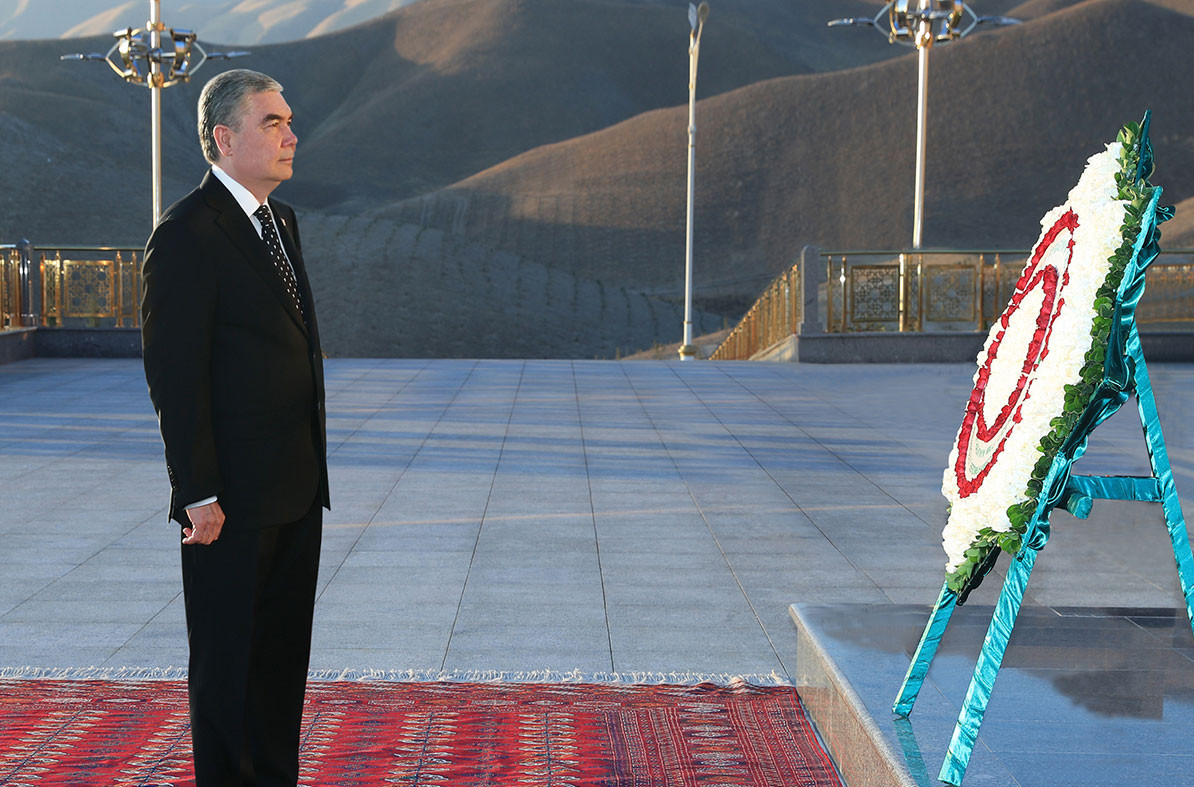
[{"xmin": 941, "ymin": 141, "xmax": 1130, "ymax": 573}]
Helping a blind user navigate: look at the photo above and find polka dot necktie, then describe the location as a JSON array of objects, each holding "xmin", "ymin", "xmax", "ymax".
[{"xmin": 253, "ymin": 204, "xmax": 303, "ymax": 316}]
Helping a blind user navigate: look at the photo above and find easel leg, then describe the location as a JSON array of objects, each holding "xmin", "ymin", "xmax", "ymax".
[
  {"xmin": 939, "ymin": 548, "xmax": 1037, "ymax": 786},
  {"xmin": 1131, "ymin": 339, "xmax": 1194, "ymax": 637},
  {"xmin": 894, "ymin": 581, "xmax": 957, "ymax": 716},
  {"xmin": 1160, "ymin": 484, "xmax": 1194, "ymax": 640}
]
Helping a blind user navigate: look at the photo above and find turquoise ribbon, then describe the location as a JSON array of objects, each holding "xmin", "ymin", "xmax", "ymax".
[
  {"xmin": 893, "ymin": 582, "xmax": 958, "ymax": 717},
  {"xmin": 940, "ymin": 546, "xmax": 1038, "ymax": 786},
  {"xmin": 1129, "ymin": 322, "xmax": 1194, "ymax": 635},
  {"xmin": 927, "ymin": 113, "xmax": 1194, "ymax": 786}
]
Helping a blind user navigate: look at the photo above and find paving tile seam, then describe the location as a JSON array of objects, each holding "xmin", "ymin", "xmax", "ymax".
[
  {"xmin": 750, "ymin": 362, "xmax": 954, "ymax": 456},
  {"xmin": 315, "ymin": 360, "xmax": 478, "ymax": 606},
  {"xmin": 3, "ymin": 422, "xmax": 159, "ymax": 501},
  {"xmin": 571, "ymin": 359, "xmax": 619, "ymax": 673},
  {"xmin": 667, "ymin": 366, "xmax": 837, "ymax": 522},
  {"xmin": 441, "ymin": 360, "xmax": 527, "ymax": 672},
  {"xmin": 325, "ymin": 358, "xmax": 435, "ymax": 459},
  {"xmin": 656, "ymin": 364, "xmax": 888, "ymax": 617},
  {"xmin": 715, "ymin": 363, "xmax": 947, "ymax": 539},
  {"xmin": 1126, "ymin": 615, "xmax": 1194, "ymax": 655},
  {"xmin": 100, "ymin": 589, "xmax": 188, "ymax": 668},
  {"xmin": 617, "ymin": 363, "xmax": 790, "ymax": 680},
  {"xmin": 4, "ymin": 359, "xmax": 1187, "ymax": 679},
  {"xmin": 5, "ymin": 495, "xmax": 174, "ymax": 647},
  {"xmin": 322, "ymin": 358, "xmax": 434, "ymax": 456}
]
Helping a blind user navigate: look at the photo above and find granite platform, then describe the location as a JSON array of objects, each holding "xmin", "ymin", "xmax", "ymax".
[
  {"xmin": 792, "ymin": 602, "xmax": 1194, "ymax": 787},
  {"xmin": 1, "ymin": 357, "xmax": 1191, "ymax": 785}
]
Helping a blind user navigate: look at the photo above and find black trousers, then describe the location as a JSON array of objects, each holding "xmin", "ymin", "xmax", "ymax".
[{"xmin": 181, "ymin": 497, "xmax": 322, "ymax": 787}]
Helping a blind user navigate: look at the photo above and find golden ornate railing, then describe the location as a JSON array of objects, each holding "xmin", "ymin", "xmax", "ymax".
[
  {"xmin": 711, "ymin": 247, "xmax": 1194, "ymax": 361},
  {"xmin": 0, "ymin": 244, "xmax": 142, "ymax": 330},
  {"xmin": 824, "ymin": 249, "xmax": 1026, "ymax": 334},
  {"xmin": 710, "ymin": 265, "xmax": 802, "ymax": 362},
  {"xmin": 0, "ymin": 245, "xmax": 20, "ymax": 330}
]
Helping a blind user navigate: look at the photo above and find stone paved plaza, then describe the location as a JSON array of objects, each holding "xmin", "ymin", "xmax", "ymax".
[{"xmin": 1, "ymin": 358, "xmax": 1190, "ymax": 680}]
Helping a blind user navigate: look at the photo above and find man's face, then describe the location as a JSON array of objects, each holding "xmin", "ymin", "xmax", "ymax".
[{"xmin": 215, "ymin": 90, "xmax": 297, "ymax": 199}]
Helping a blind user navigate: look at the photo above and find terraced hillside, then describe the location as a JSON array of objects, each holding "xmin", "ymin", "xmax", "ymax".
[{"xmin": 0, "ymin": 0, "xmax": 1189, "ymax": 356}]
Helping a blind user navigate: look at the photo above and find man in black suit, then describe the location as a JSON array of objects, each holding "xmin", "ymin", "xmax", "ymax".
[{"xmin": 141, "ymin": 69, "xmax": 330, "ymax": 787}]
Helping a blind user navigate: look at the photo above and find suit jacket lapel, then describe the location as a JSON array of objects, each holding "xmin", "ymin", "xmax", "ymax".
[{"xmin": 201, "ymin": 172, "xmax": 308, "ymax": 338}]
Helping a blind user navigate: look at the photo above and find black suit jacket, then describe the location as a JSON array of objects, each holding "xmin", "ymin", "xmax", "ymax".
[{"xmin": 141, "ymin": 171, "xmax": 330, "ymax": 527}]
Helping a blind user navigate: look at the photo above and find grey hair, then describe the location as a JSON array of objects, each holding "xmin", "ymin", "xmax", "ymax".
[{"xmin": 197, "ymin": 69, "xmax": 284, "ymax": 165}]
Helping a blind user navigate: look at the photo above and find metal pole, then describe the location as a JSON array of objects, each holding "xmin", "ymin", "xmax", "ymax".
[
  {"xmin": 828, "ymin": 4, "xmax": 1020, "ymax": 251},
  {"xmin": 680, "ymin": 46, "xmax": 697, "ymax": 359},
  {"xmin": 679, "ymin": 4, "xmax": 707, "ymax": 361},
  {"xmin": 62, "ymin": 3, "xmax": 250, "ymax": 229},
  {"xmin": 16, "ymin": 238, "xmax": 38, "ymax": 327},
  {"xmin": 149, "ymin": 0, "xmax": 163, "ymax": 227},
  {"xmin": 912, "ymin": 0, "xmax": 932, "ymax": 250}
]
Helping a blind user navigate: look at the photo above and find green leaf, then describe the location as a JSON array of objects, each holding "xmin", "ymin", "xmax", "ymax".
[{"xmin": 998, "ymin": 534, "xmax": 1022, "ymax": 553}]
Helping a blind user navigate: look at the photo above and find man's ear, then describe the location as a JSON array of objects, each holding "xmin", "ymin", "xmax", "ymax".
[{"xmin": 214, "ymin": 125, "xmax": 233, "ymax": 158}]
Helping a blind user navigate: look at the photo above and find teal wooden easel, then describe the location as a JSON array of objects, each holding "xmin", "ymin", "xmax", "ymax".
[{"xmin": 889, "ymin": 124, "xmax": 1194, "ymax": 785}]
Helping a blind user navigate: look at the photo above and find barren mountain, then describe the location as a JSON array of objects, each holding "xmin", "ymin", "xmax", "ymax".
[
  {"xmin": 0, "ymin": 0, "xmax": 811, "ymax": 237},
  {"xmin": 372, "ymin": 0, "xmax": 1194, "ymax": 307},
  {"xmin": 280, "ymin": 0, "xmax": 814, "ymax": 209},
  {"xmin": 0, "ymin": 0, "xmax": 1190, "ymax": 358},
  {"xmin": 1, "ymin": 0, "xmax": 1098, "ymax": 55},
  {"xmin": 3, "ymin": 0, "xmax": 899, "ymax": 52}
]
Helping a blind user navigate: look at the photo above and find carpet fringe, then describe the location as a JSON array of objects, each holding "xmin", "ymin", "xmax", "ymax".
[
  {"xmin": 0, "ymin": 666, "xmax": 791, "ymax": 686},
  {"xmin": 0, "ymin": 666, "xmax": 189, "ymax": 680},
  {"xmin": 308, "ymin": 668, "xmax": 793, "ymax": 686}
]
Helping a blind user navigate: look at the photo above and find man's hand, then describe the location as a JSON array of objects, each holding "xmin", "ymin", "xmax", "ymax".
[{"xmin": 183, "ymin": 501, "xmax": 226, "ymax": 545}]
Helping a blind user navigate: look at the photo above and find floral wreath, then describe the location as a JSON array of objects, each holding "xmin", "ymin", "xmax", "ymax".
[{"xmin": 941, "ymin": 121, "xmax": 1157, "ymax": 594}]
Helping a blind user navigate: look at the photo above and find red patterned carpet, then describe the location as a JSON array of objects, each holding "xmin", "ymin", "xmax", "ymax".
[{"xmin": 0, "ymin": 679, "xmax": 841, "ymax": 786}]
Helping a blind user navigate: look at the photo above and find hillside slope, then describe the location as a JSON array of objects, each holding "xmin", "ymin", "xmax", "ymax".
[
  {"xmin": 1162, "ymin": 195, "xmax": 1194, "ymax": 248},
  {"xmin": 297, "ymin": 211, "xmax": 723, "ymax": 358},
  {"xmin": 5, "ymin": 0, "xmax": 1013, "ymax": 58},
  {"xmin": 0, "ymin": 0, "xmax": 811, "ymax": 241},
  {"xmin": 369, "ymin": 0, "xmax": 1194, "ymax": 305},
  {"xmin": 0, "ymin": 0, "xmax": 1190, "ymax": 357},
  {"xmin": 281, "ymin": 0, "xmax": 809, "ymax": 209}
]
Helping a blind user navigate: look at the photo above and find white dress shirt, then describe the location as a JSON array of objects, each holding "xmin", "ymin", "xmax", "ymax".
[{"xmin": 211, "ymin": 164, "xmax": 296, "ymax": 274}]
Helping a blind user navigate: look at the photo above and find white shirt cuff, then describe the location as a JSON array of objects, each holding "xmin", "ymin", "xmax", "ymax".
[{"xmin": 185, "ymin": 496, "xmax": 218, "ymax": 509}]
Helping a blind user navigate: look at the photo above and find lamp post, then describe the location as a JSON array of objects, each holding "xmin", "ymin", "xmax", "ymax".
[
  {"xmin": 829, "ymin": 1, "xmax": 1018, "ymax": 249},
  {"xmin": 679, "ymin": 1, "xmax": 709, "ymax": 361},
  {"xmin": 62, "ymin": 0, "xmax": 249, "ymax": 228}
]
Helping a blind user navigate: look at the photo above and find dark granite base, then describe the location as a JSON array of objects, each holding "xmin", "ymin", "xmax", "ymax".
[
  {"xmin": 0, "ymin": 327, "xmax": 141, "ymax": 363},
  {"xmin": 790, "ymin": 332, "xmax": 986, "ymax": 364},
  {"xmin": 790, "ymin": 603, "xmax": 1194, "ymax": 787},
  {"xmin": 33, "ymin": 327, "xmax": 141, "ymax": 358},
  {"xmin": 0, "ymin": 327, "xmax": 37, "ymax": 364}
]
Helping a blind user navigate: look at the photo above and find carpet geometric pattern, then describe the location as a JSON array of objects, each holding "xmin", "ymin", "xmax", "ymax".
[{"xmin": 0, "ymin": 679, "xmax": 842, "ymax": 786}]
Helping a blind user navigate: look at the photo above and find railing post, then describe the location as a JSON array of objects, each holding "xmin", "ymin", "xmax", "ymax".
[
  {"xmin": 898, "ymin": 252, "xmax": 908, "ymax": 332},
  {"xmin": 16, "ymin": 239, "xmax": 39, "ymax": 327},
  {"xmin": 974, "ymin": 254, "xmax": 983, "ymax": 331},
  {"xmin": 840, "ymin": 256, "xmax": 848, "ymax": 333},
  {"xmin": 799, "ymin": 245, "xmax": 824, "ymax": 335},
  {"xmin": 978, "ymin": 253, "xmax": 986, "ymax": 329},
  {"xmin": 994, "ymin": 253, "xmax": 1002, "ymax": 318},
  {"xmin": 916, "ymin": 253, "xmax": 924, "ymax": 331},
  {"xmin": 114, "ymin": 251, "xmax": 122, "ymax": 328}
]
